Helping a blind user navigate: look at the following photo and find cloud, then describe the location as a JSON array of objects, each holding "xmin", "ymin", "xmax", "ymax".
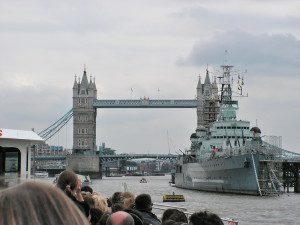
[
  {"xmin": 178, "ymin": 30, "xmax": 300, "ymax": 76},
  {"xmin": 0, "ymin": 0, "xmax": 299, "ymax": 153},
  {"xmin": 0, "ymin": 82, "xmax": 72, "ymax": 132},
  {"xmin": 172, "ymin": 5, "xmax": 300, "ymax": 32}
]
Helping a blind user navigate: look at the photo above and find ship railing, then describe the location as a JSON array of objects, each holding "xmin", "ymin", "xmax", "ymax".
[
  {"xmin": 152, "ymin": 203, "xmax": 238, "ymax": 224},
  {"xmin": 197, "ymin": 146, "xmax": 262, "ymax": 161},
  {"xmin": 198, "ymin": 141, "xmax": 299, "ymax": 160},
  {"xmin": 267, "ymin": 163, "xmax": 283, "ymax": 195},
  {"xmin": 225, "ymin": 146, "xmax": 280, "ymax": 158}
]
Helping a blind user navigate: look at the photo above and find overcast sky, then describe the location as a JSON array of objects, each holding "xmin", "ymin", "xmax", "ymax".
[{"xmin": 0, "ymin": 0, "xmax": 299, "ymax": 154}]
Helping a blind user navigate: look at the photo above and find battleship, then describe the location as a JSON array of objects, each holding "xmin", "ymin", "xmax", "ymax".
[{"xmin": 174, "ymin": 64, "xmax": 300, "ymax": 196}]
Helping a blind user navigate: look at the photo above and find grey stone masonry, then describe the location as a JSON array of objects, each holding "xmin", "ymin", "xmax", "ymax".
[
  {"xmin": 72, "ymin": 69, "xmax": 97, "ymax": 153},
  {"xmin": 196, "ymin": 69, "xmax": 220, "ymax": 129},
  {"xmin": 66, "ymin": 154, "xmax": 100, "ymax": 178}
]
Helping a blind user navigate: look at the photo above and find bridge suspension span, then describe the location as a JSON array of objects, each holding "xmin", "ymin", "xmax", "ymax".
[{"xmin": 38, "ymin": 109, "xmax": 73, "ymax": 141}]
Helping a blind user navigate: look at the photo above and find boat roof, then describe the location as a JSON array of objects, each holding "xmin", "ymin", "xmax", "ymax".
[{"xmin": 0, "ymin": 128, "xmax": 43, "ymax": 141}]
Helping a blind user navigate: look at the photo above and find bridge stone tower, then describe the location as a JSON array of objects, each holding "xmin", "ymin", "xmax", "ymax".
[
  {"xmin": 72, "ymin": 69, "xmax": 97, "ymax": 153},
  {"xmin": 67, "ymin": 69, "xmax": 100, "ymax": 178},
  {"xmin": 196, "ymin": 69, "xmax": 219, "ymax": 130}
]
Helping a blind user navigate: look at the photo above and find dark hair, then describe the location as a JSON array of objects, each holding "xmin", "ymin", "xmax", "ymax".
[
  {"xmin": 189, "ymin": 211, "xmax": 224, "ymax": 225},
  {"xmin": 135, "ymin": 194, "xmax": 152, "ymax": 211},
  {"xmin": 111, "ymin": 192, "xmax": 125, "ymax": 212},
  {"xmin": 162, "ymin": 209, "xmax": 177, "ymax": 222},
  {"xmin": 107, "ymin": 197, "xmax": 112, "ymax": 207},
  {"xmin": 90, "ymin": 208, "xmax": 103, "ymax": 225},
  {"xmin": 83, "ymin": 192, "xmax": 95, "ymax": 208},
  {"xmin": 162, "ymin": 209, "xmax": 183, "ymax": 222},
  {"xmin": 161, "ymin": 219, "xmax": 177, "ymax": 225},
  {"xmin": 81, "ymin": 185, "xmax": 93, "ymax": 194},
  {"xmin": 123, "ymin": 209, "xmax": 144, "ymax": 225},
  {"xmin": 56, "ymin": 170, "xmax": 90, "ymax": 218},
  {"xmin": 0, "ymin": 181, "xmax": 89, "ymax": 225},
  {"xmin": 57, "ymin": 170, "xmax": 78, "ymax": 195},
  {"xmin": 97, "ymin": 212, "xmax": 110, "ymax": 225},
  {"xmin": 112, "ymin": 202, "xmax": 125, "ymax": 212},
  {"xmin": 111, "ymin": 192, "xmax": 124, "ymax": 204},
  {"xmin": 168, "ymin": 210, "xmax": 188, "ymax": 223}
]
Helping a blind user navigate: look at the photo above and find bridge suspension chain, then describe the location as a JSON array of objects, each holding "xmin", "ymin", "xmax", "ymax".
[{"xmin": 38, "ymin": 109, "xmax": 73, "ymax": 141}]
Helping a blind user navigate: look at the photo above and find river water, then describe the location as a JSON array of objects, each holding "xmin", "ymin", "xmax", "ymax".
[{"xmin": 89, "ymin": 175, "xmax": 300, "ymax": 225}]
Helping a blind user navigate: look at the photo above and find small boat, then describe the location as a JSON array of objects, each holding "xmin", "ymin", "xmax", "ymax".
[
  {"xmin": 163, "ymin": 194, "xmax": 185, "ymax": 202},
  {"xmin": 140, "ymin": 178, "xmax": 147, "ymax": 183}
]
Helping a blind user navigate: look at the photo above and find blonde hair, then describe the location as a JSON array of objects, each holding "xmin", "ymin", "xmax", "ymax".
[
  {"xmin": 92, "ymin": 192, "xmax": 108, "ymax": 213},
  {"xmin": 0, "ymin": 181, "xmax": 89, "ymax": 225},
  {"xmin": 122, "ymin": 192, "xmax": 135, "ymax": 209}
]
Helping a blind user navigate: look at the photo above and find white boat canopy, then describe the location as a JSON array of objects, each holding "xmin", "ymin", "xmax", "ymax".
[
  {"xmin": 0, "ymin": 128, "xmax": 44, "ymax": 187},
  {"xmin": 0, "ymin": 128, "xmax": 43, "ymax": 141}
]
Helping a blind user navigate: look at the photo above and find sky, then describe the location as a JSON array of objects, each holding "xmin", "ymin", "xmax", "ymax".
[{"xmin": 0, "ymin": 0, "xmax": 299, "ymax": 154}]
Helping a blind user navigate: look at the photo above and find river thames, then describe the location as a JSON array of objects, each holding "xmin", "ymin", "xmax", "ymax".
[{"xmin": 89, "ymin": 175, "xmax": 299, "ymax": 225}]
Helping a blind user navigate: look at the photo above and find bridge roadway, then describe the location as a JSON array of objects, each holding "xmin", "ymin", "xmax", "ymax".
[
  {"xmin": 33, "ymin": 153, "xmax": 178, "ymax": 163},
  {"xmin": 93, "ymin": 99, "xmax": 198, "ymax": 108}
]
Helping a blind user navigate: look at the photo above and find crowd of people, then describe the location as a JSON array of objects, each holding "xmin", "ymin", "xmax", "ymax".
[{"xmin": 0, "ymin": 170, "xmax": 225, "ymax": 225}]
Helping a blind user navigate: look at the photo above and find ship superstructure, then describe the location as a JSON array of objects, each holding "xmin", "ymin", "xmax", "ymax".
[{"xmin": 175, "ymin": 65, "xmax": 287, "ymax": 196}]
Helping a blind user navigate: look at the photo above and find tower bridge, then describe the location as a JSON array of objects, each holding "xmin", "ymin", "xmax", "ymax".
[
  {"xmin": 93, "ymin": 99, "xmax": 198, "ymax": 108},
  {"xmin": 38, "ymin": 68, "xmax": 219, "ymax": 178},
  {"xmin": 34, "ymin": 67, "xmax": 300, "ymax": 185},
  {"xmin": 71, "ymin": 69, "xmax": 219, "ymax": 156},
  {"xmin": 33, "ymin": 153, "xmax": 178, "ymax": 176},
  {"xmin": 33, "ymin": 153, "xmax": 178, "ymax": 162}
]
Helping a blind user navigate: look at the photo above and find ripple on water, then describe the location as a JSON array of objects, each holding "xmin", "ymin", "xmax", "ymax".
[{"xmin": 90, "ymin": 176, "xmax": 300, "ymax": 225}]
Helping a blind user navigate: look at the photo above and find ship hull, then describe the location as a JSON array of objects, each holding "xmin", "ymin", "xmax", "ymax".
[{"xmin": 175, "ymin": 153, "xmax": 263, "ymax": 195}]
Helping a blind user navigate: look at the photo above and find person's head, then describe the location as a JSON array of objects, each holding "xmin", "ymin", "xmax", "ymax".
[
  {"xmin": 162, "ymin": 209, "xmax": 188, "ymax": 223},
  {"xmin": 90, "ymin": 208, "xmax": 103, "ymax": 225},
  {"xmin": 122, "ymin": 209, "xmax": 143, "ymax": 225},
  {"xmin": 106, "ymin": 211, "xmax": 134, "ymax": 225},
  {"xmin": 122, "ymin": 192, "xmax": 135, "ymax": 209},
  {"xmin": 81, "ymin": 185, "xmax": 93, "ymax": 194},
  {"xmin": 0, "ymin": 181, "xmax": 89, "ymax": 225},
  {"xmin": 162, "ymin": 209, "xmax": 179, "ymax": 222},
  {"xmin": 111, "ymin": 192, "xmax": 125, "ymax": 212},
  {"xmin": 92, "ymin": 193, "xmax": 109, "ymax": 213},
  {"xmin": 168, "ymin": 210, "xmax": 188, "ymax": 223},
  {"xmin": 161, "ymin": 219, "xmax": 177, "ymax": 225},
  {"xmin": 111, "ymin": 192, "xmax": 124, "ymax": 204},
  {"xmin": 134, "ymin": 194, "xmax": 153, "ymax": 212},
  {"xmin": 97, "ymin": 212, "xmax": 110, "ymax": 225},
  {"xmin": 189, "ymin": 211, "xmax": 224, "ymax": 225},
  {"xmin": 56, "ymin": 170, "xmax": 78, "ymax": 194},
  {"xmin": 83, "ymin": 192, "xmax": 95, "ymax": 208},
  {"xmin": 112, "ymin": 202, "xmax": 125, "ymax": 212}
]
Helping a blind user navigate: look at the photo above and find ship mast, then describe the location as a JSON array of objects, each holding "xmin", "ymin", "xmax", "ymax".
[
  {"xmin": 217, "ymin": 64, "xmax": 238, "ymax": 121},
  {"xmin": 220, "ymin": 65, "xmax": 234, "ymax": 103}
]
